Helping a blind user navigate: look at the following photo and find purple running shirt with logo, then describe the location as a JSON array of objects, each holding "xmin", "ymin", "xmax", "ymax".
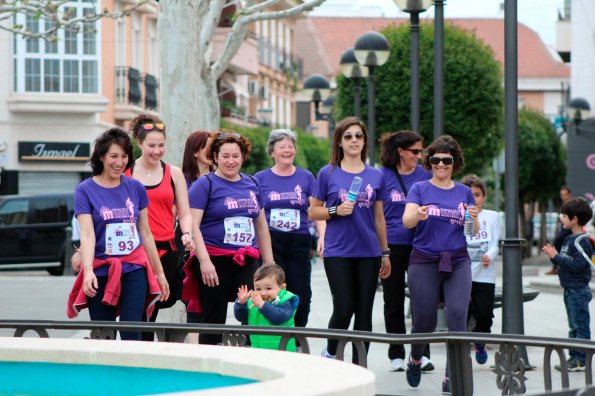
[
  {"xmin": 381, "ymin": 165, "xmax": 431, "ymax": 245},
  {"xmin": 406, "ymin": 180, "xmax": 475, "ymax": 254},
  {"xmin": 74, "ymin": 176, "xmax": 148, "ymax": 275},
  {"xmin": 254, "ymin": 167, "xmax": 315, "ymax": 235},
  {"xmin": 188, "ymin": 173, "xmax": 264, "ymax": 250},
  {"xmin": 313, "ymin": 164, "xmax": 386, "ymax": 258}
]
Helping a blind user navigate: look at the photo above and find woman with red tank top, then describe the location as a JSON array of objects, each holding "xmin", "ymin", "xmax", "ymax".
[{"xmin": 126, "ymin": 114, "xmax": 195, "ymax": 341}]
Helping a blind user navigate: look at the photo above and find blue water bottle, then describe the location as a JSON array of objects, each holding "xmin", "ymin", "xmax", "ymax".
[
  {"xmin": 346, "ymin": 176, "xmax": 363, "ymax": 202},
  {"xmin": 464, "ymin": 203, "xmax": 475, "ymax": 237}
]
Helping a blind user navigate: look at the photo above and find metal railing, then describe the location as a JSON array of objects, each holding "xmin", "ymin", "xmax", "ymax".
[{"xmin": 1, "ymin": 320, "xmax": 595, "ymax": 396}]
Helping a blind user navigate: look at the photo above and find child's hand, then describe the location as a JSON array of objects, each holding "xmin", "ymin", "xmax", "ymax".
[
  {"xmin": 237, "ymin": 285, "xmax": 251, "ymax": 304},
  {"xmin": 251, "ymin": 291, "xmax": 264, "ymax": 308},
  {"xmin": 482, "ymin": 255, "xmax": 490, "ymax": 268},
  {"xmin": 542, "ymin": 243, "xmax": 558, "ymax": 259}
]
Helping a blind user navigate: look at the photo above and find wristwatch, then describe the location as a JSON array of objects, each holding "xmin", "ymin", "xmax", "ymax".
[
  {"xmin": 382, "ymin": 249, "xmax": 391, "ymax": 257},
  {"xmin": 183, "ymin": 231, "xmax": 195, "ymax": 239}
]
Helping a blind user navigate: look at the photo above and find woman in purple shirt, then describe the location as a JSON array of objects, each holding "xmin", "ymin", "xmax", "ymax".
[
  {"xmin": 187, "ymin": 130, "xmax": 274, "ymax": 345},
  {"xmin": 254, "ymin": 129, "xmax": 316, "ymax": 330},
  {"xmin": 309, "ymin": 117, "xmax": 391, "ymax": 364},
  {"xmin": 402, "ymin": 135, "xmax": 479, "ymax": 391},
  {"xmin": 379, "ymin": 131, "xmax": 432, "ymax": 372}
]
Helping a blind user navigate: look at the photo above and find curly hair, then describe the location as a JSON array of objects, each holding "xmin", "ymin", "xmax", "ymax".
[
  {"xmin": 422, "ymin": 135, "xmax": 465, "ymax": 175},
  {"xmin": 330, "ymin": 117, "xmax": 368, "ymax": 166},
  {"xmin": 379, "ymin": 130, "xmax": 423, "ymax": 168},
  {"xmin": 89, "ymin": 128, "xmax": 134, "ymax": 175},
  {"xmin": 206, "ymin": 129, "xmax": 252, "ymax": 164},
  {"xmin": 128, "ymin": 113, "xmax": 165, "ymax": 142}
]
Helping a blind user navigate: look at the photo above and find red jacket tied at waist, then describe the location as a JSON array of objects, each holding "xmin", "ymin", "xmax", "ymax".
[
  {"xmin": 66, "ymin": 246, "xmax": 162, "ymax": 319},
  {"xmin": 182, "ymin": 245, "xmax": 260, "ymax": 313}
]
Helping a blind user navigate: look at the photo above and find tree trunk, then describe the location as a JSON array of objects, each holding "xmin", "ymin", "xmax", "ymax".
[{"xmin": 158, "ymin": 0, "xmax": 220, "ymax": 167}]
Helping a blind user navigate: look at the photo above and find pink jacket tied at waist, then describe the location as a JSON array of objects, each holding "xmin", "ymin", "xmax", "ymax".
[
  {"xmin": 410, "ymin": 247, "xmax": 469, "ymax": 273},
  {"xmin": 182, "ymin": 245, "xmax": 261, "ymax": 313},
  {"xmin": 66, "ymin": 246, "xmax": 162, "ymax": 319}
]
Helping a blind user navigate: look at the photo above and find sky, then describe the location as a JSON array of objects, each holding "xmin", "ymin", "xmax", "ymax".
[{"xmin": 311, "ymin": 0, "xmax": 566, "ymax": 47}]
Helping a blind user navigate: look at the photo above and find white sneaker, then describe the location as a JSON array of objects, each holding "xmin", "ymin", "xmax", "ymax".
[
  {"xmin": 390, "ymin": 358, "xmax": 405, "ymax": 371},
  {"xmin": 421, "ymin": 356, "xmax": 435, "ymax": 371},
  {"xmin": 321, "ymin": 348, "xmax": 336, "ymax": 359}
]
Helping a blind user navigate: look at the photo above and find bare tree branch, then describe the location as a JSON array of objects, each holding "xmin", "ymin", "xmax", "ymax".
[
  {"xmin": 0, "ymin": 0, "xmax": 152, "ymax": 38},
  {"xmin": 241, "ymin": 0, "xmax": 282, "ymax": 15},
  {"xmin": 199, "ymin": 0, "xmax": 226, "ymax": 50},
  {"xmin": 212, "ymin": 0, "xmax": 326, "ymax": 78}
]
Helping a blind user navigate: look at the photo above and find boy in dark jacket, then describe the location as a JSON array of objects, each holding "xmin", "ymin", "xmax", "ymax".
[{"xmin": 543, "ymin": 197, "xmax": 594, "ymax": 372}]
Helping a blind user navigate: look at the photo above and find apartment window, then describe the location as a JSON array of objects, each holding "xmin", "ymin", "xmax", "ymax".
[{"xmin": 13, "ymin": 0, "xmax": 100, "ymax": 94}]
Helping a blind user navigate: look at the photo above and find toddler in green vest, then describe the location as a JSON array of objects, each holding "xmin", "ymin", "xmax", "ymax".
[{"xmin": 234, "ymin": 263, "xmax": 300, "ymax": 351}]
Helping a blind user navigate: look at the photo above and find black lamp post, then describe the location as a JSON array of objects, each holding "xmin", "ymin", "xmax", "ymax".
[
  {"xmin": 433, "ymin": 0, "xmax": 445, "ymax": 139},
  {"xmin": 567, "ymin": 97, "xmax": 591, "ymax": 127},
  {"xmin": 339, "ymin": 48, "xmax": 368, "ymax": 119},
  {"xmin": 393, "ymin": 0, "xmax": 432, "ymax": 133},
  {"xmin": 566, "ymin": 97, "xmax": 594, "ymax": 201},
  {"xmin": 303, "ymin": 74, "xmax": 331, "ymax": 121},
  {"xmin": 354, "ymin": 31, "xmax": 390, "ymax": 165}
]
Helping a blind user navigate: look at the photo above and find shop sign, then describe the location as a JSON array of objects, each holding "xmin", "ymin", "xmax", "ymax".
[{"xmin": 18, "ymin": 141, "xmax": 90, "ymax": 162}]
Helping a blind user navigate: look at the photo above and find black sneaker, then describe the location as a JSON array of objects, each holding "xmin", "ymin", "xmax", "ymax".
[
  {"xmin": 555, "ymin": 358, "xmax": 585, "ymax": 372},
  {"xmin": 442, "ymin": 375, "xmax": 451, "ymax": 394},
  {"xmin": 406, "ymin": 357, "xmax": 422, "ymax": 387}
]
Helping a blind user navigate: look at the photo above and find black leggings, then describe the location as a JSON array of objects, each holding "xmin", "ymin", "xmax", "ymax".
[
  {"xmin": 195, "ymin": 255, "xmax": 258, "ymax": 345},
  {"xmin": 324, "ymin": 256, "xmax": 380, "ymax": 363},
  {"xmin": 270, "ymin": 231, "xmax": 312, "ymax": 328}
]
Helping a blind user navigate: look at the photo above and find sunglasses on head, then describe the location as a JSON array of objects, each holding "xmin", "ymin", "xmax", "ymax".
[
  {"xmin": 402, "ymin": 148, "xmax": 424, "ymax": 155},
  {"xmin": 343, "ymin": 131, "xmax": 365, "ymax": 140},
  {"xmin": 217, "ymin": 132, "xmax": 241, "ymax": 141},
  {"xmin": 429, "ymin": 156, "xmax": 454, "ymax": 166},
  {"xmin": 142, "ymin": 123, "xmax": 165, "ymax": 131}
]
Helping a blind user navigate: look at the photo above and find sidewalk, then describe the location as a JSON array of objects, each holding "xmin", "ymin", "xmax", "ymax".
[{"xmin": 301, "ymin": 253, "xmax": 595, "ymax": 396}]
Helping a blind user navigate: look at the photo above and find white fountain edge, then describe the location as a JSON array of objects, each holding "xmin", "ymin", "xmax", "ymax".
[{"xmin": 0, "ymin": 337, "xmax": 376, "ymax": 396}]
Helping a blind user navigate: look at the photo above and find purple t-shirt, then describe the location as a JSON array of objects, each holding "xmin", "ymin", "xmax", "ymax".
[
  {"xmin": 313, "ymin": 164, "xmax": 386, "ymax": 257},
  {"xmin": 381, "ymin": 165, "xmax": 431, "ymax": 245},
  {"xmin": 406, "ymin": 180, "xmax": 475, "ymax": 255},
  {"xmin": 188, "ymin": 173, "xmax": 264, "ymax": 250},
  {"xmin": 254, "ymin": 167, "xmax": 315, "ymax": 235},
  {"xmin": 74, "ymin": 176, "xmax": 148, "ymax": 274}
]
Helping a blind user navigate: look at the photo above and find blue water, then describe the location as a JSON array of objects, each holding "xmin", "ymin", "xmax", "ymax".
[{"xmin": 0, "ymin": 361, "xmax": 255, "ymax": 395}]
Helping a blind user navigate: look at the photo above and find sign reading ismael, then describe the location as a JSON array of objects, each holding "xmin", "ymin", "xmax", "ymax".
[{"xmin": 18, "ymin": 141, "xmax": 90, "ymax": 162}]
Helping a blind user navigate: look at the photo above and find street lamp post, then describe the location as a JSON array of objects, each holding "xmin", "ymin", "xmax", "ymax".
[
  {"xmin": 566, "ymin": 97, "xmax": 594, "ymax": 200},
  {"xmin": 303, "ymin": 74, "xmax": 331, "ymax": 121},
  {"xmin": 320, "ymin": 96, "xmax": 336, "ymax": 139},
  {"xmin": 354, "ymin": 31, "xmax": 390, "ymax": 165},
  {"xmin": 433, "ymin": 0, "xmax": 445, "ymax": 139},
  {"xmin": 393, "ymin": 0, "xmax": 432, "ymax": 133},
  {"xmin": 339, "ymin": 48, "xmax": 368, "ymax": 119}
]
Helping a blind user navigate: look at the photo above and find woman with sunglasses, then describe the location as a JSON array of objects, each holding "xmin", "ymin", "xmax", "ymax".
[
  {"xmin": 187, "ymin": 130, "xmax": 274, "ymax": 345},
  {"xmin": 254, "ymin": 129, "xmax": 316, "ymax": 331},
  {"xmin": 67, "ymin": 128, "xmax": 169, "ymax": 340},
  {"xmin": 125, "ymin": 114, "xmax": 195, "ymax": 340},
  {"xmin": 402, "ymin": 135, "xmax": 478, "ymax": 391},
  {"xmin": 309, "ymin": 116, "xmax": 391, "ymax": 364},
  {"xmin": 378, "ymin": 131, "xmax": 433, "ymax": 372}
]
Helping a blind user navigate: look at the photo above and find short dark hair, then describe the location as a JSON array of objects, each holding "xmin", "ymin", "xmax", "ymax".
[
  {"xmin": 561, "ymin": 185, "xmax": 572, "ymax": 194},
  {"xmin": 129, "ymin": 113, "xmax": 165, "ymax": 142},
  {"xmin": 423, "ymin": 135, "xmax": 465, "ymax": 174},
  {"xmin": 206, "ymin": 129, "xmax": 252, "ymax": 164},
  {"xmin": 254, "ymin": 263, "xmax": 285, "ymax": 285},
  {"xmin": 89, "ymin": 128, "xmax": 134, "ymax": 176},
  {"xmin": 182, "ymin": 131, "xmax": 213, "ymax": 183},
  {"xmin": 330, "ymin": 117, "xmax": 368, "ymax": 166},
  {"xmin": 379, "ymin": 130, "xmax": 423, "ymax": 168},
  {"xmin": 561, "ymin": 197, "xmax": 593, "ymax": 227},
  {"xmin": 460, "ymin": 174, "xmax": 486, "ymax": 197}
]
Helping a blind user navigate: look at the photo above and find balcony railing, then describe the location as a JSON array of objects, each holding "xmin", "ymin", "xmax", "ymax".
[
  {"xmin": 115, "ymin": 66, "xmax": 159, "ymax": 110},
  {"xmin": 2, "ymin": 320, "xmax": 595, "ymax": 396}
]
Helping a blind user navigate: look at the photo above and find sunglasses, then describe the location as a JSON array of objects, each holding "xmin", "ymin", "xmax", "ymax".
[
  {"xmin": 402, "ymin": 148, "xmax": 424, "ymax": 155},
  {"xmin": 429, "ymin": 156, "xmax": 454, "ymax": 166},
  {"xmin": 142, "ymin": 123, "xmax": 165, "ymax": 131},
  {"xmin": 343, "ymin": 131, "xmax": 365, "ymax": 141},
  {"xmin": 217, "ymin": 132, "xmax": 241, "ymax": 141}
]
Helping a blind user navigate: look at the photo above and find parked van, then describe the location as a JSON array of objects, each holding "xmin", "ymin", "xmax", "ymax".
[{"xmin": 0, "ymin": 193, "xmax": 73, "ymax": 275}]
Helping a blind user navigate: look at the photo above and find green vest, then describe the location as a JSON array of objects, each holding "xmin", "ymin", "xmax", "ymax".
[{"xmin": 247, "ymin": 289, "xmax": 297, "ymax": 352}]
